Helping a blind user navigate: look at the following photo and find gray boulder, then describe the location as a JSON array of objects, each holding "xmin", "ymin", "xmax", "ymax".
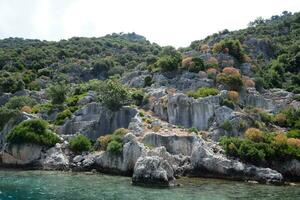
[
  {"xmin": 132, "ymin": 156, "xmax": 176, "ymax": 186},
  {"xmin": 40, "ymin": 144, "xmax": 69, "ymax": 170}
]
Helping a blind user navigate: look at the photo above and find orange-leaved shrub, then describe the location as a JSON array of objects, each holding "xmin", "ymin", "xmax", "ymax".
[
  {"xmin": 245, "ymin": 128, "xmax": 264, "ymax": 142},
  {"xmin": 228, "ymin": 91, "xmax": 239, "ymax": 103}
]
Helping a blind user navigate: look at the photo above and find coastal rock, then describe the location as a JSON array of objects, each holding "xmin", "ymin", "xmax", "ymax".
[
  {"xmin": 273, "ymin": 159, "xmax": 300, "ymax": 180},
  {"xmin": 191, "ymin": 138, "xmax": 283, "ymax": 184},
  {"xmin": 132, "ymin": 155, "xmax": 176, "ymax": 186},
  {"xmin": 59, "ymin": 103, "xmax": 138, "ymax": 140},
  {"xmin": 142, "ymin": 133, "xmax": 196, "ymax": 156},
  {"xmin": 40, "ymin": 144, "xmax": 69, "ymax": 170},
  {"xmin": 93, "ymin": 135, "xmax": 145, "ymax": 174},
  {"xmin": 1, "ymin": 143, "xmax": 42, "ymax": 166}
]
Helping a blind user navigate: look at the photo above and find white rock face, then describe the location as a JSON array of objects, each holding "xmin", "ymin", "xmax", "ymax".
[
  {"xmin": 151, "ymin": 93, "xmax": 220, "ymax": 130},
  {"xmin": 40, "ymin": 144, "xmax": 69, "ymax": 170},
  {"xmin": 142, "ymin": 133, "xmax": 196, "ymax": 155},
  {"xmin": 93, "ymin": 134, "xmax": 145, "ymax": 173},
  {"xmin": 59, "ymin": 103, "xmax": 138, "ymax": 140},
  {"xmin": 1, "ymin": 144, "xmax": 42, "ymax": 165},
  {"xmin": 132, "ymin": 156, "xmax": 175, "ymax": 186}
]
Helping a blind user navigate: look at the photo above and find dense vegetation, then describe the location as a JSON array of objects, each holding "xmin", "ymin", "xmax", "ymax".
[
  {"xmin": 187, "ymin": 87, "xmax": 219, "ymax": 99},
  {"xmin": 6, "ymin": 119, "xmax": 59, "ymax": 147},
  {"xmin": 189, "ymin": 11, "xmax": 300, "ymax": 93},
  {"xmin": 97, "ymin": 128, "xmax": 128, "ymax": 153},
  {"xmin": 69, "ymin": 134, "xmax": 92, "ymax": 153}
]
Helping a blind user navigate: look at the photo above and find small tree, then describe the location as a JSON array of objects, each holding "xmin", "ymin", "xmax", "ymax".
[
  {"xmin": 97, "ymin": 80, "xmax": 130, "ymax": 111},
  {"xmin": 69, "ymin": 134, "xmax": 92, "ymax": 153},
  {"xmin": 46, "ymin": 83, "xmax": 69, "ymax": 105}
]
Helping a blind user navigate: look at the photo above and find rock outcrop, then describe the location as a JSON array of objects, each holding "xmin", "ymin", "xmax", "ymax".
[
  {"xmin": 191, "ymin": 138, "xmax": 283, "ymax": 184},
  {"xmin": 151, "ymin": 93, "xmax": 220, "ymax": 130},
  {"xmin": 1, "ymin": 143, "xmax": 42, "ymax": 166},
  {"xmin": 40, "ymin": 143, "xmax": 69, "ymax": 170},
  {"xmin": 59, "ymin": 103, "xmax": 138, "ymax": 140},
  {"xmin": 142, "ymin": 133, "xmax": 195, "ymax": 155},
  {"xmin": 132, "ymin": 155, "xmax": 176, "ymax": 186}
]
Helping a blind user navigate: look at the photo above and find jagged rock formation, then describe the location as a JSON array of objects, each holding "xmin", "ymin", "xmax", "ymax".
[
  {"xmin": 59, "ymin": 103, "xmax": 138, "ymax": 140},
  {"xmin": 190, "ymin": 138, "xmax": 283, "ymax": 184}
]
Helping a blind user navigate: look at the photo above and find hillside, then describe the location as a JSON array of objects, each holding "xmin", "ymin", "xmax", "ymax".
[{"xmin": 0, "ymin": 11, "xmax": 299, "ymax": 185}]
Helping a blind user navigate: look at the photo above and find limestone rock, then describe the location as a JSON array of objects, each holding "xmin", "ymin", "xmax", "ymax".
[
  {"xmin": 142, "ymin": 133, "xmax": 195, "ymax": 156},
  {"xmin": 41, "ymin": 144, "xmax": 69, "ymax": 170},
  {"xmin": 1, "ymin": 143, "xmax": 42, "ymax": 166},
  {"xmin": 59, "ymin": 103, "xmax": 138, "ymax": 140},
  {"xmin": 132, "ymin": 156, "xmax": 175, "ymax": 186},
  {"xmin": 191, "ymin": 138, "xmax": 283, "ymax": 184}
]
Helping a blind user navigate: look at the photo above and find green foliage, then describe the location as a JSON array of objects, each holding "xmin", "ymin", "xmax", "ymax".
[
  {"xmin": 287, "ymin": 129, "xmax": 300, "ymax": 139},
  {"xmin": 0, "ymin": 72, "xmax": 24, "ymax": 93},
  {"xmin": 220, "ymin": 120, "xmax": 233, "ymax": 131},
  {"xmin": 55, "ymin": 109, "xmax": 72, "ymax": 125},
  {"xmin": 4, "ymin": 96, "xmax": 37, "ymax": 110},
  {"xmin": 152, "ymin": 46, "xmax": 182, "ymax": 72},
  {"xmin": 107, "ymin": 140, "xmax": 123, "ymax": 153},
  {"xmin": 216, "ymin": 73, "xmax": 243, "ymax": 91},
  {"xmin": 213, "ymin": 39, "xmax": 245, "ymax": 62},
  {"xmin": 97, "ymin": 128, "xmax": 128, "ymax": 153},
  {"xmin": 0, "ymin": 107, "xmax": 19, "ymax": 130},
  {"xmin": 130, "ymin": 89, "xmax": 145, "ymax": 106},
  {"xmin": 97, "ymin": 80, "xmax": 130, "ymax": 111},
  {"xmin": 144, "ymin": 76, "xmax": 153, "ymax": 87},
  {"xmin": 187, "ymin": 87, "xmax": 219, "ymax": 99},
  {"xmin": 46, "ymin": 83, "xmax": 69, "ymax": 105},
  {"xmin": 6, "ymin": 119, "xmax": 59, "ymax": 147},
  {"xmin": 220, "ymin": 130, "xmax": 300, "ymax": 165},
  {"xmin": 259, "ymin": 111, "xmax": 274, "ymax": 124},
  {"xmin": 220, "ymin": 99, "xmax": 235, "ymax": 109},
  {"xmin": 188, "ymin": 127, "xmax": 199, "ymax": 133},
  {"xmin": 281, "ymin": 108, "xmax": 300, "ymax": 129},
  {"xmin": 69, "ymin": 134, "xmax": 92, "ymax": 153}
]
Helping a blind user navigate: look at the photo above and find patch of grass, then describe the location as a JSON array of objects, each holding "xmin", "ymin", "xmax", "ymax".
[{"xmin": 187, "ymin": 87, "xmax": 219, "ymax": 99}]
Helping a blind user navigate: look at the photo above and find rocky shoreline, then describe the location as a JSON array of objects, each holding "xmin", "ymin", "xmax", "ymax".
[
  {"xmin": 1, "ymin": 131, "xmax": 295, "ymax": 186},
  {"xmin": 1, "ymin": 86, "xmax": 300, "ymax": 187}
]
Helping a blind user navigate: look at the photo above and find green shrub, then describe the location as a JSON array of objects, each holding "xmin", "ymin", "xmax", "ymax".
[
  {"xmin": 6, "ymin": 119, "xmax": 59, "ymax": 147},
  {"xmin": 213, "ymin": 39, "xmax": 245, "ymax": 62},
  {"xmin": 46, "ymin": 83, "xmax": 69, "ymax": 105},
  {"xmin": 220, "ymin": 99, "xmax": 235, "ymax": 109},
  {"xmin": 259, "ymin": 111, "xmax": 274, "ymax": 124},
  {"xmin": 5, "ymin": 96, "xmax": 37, "ymax": 110},
  {"xmin": 97, "ymin": 80, "xmax": 130, "ymax": 111},
  {"xmin": 131, "ymin": 89, "xmax": 145, "ymax": 106},
  {"xmin": 152, "ymin": 46, "xmax": 182, "ymax": 72},
  {"xmin": 216, "ymin": 73, "xmax": 243, "ymax": 91},
  {"xmin": 55, "ymin": 109, "xmax": 72, "ymax": 125},
  {"xmin": 97, "ymin": 128, "xmax": 128, "ymax": 153},
  {"xmin": 144, "ymin": 76, "xmax": 153, "ymax": 87},
  {"xmin": 107, "ymin": 140, "xmax": 123, "ymax": 153},
  {"xmin": 188, "ymin": 127, "xmax": 199, "ymax": 133},
  {"xmin": 187, "ymin": 87, "xmax": 219, "ymax": 99},
  {"xmin": 69, "ymin": 134, "xmax": 92, "ymax": 152},
  {"xmin": 287, "ymin": 130, "xmax": 300, "ymax": 138},
  {"xmin": 97, "ymin": 135, "xmax": 112, "ymax": 150},
  {"xmin": 0, "ymin": 107, "xmax": 19, "ymax": 130},
  {"xmin": 220, "ymin": 120, "xmax": 233, "ymax": 131}
]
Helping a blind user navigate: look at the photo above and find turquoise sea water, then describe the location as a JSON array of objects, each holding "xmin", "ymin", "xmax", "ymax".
[{"xmin": 0, "ymin": 170, "xmax": 299, "ymax": 200}]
